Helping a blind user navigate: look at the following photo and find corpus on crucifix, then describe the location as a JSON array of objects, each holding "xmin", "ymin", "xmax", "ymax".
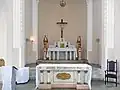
[{"xmin": 56, "ymin": 19, "xmax": 68, "ymax": 41}]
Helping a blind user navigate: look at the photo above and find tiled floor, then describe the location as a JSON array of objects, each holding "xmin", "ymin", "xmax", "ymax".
[{"xmin": 15, "ymin": 80, "xmax": 120, "ymax": 90}]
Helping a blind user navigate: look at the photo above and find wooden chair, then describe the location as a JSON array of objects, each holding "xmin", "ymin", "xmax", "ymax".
[{"xmin": 105, "ymin": 59, "xmax": 117, "ymax": 86}]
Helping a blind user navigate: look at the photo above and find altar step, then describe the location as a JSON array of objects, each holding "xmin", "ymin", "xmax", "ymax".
[
  {"xmin": 36, "ymin": 59, "xmax": 89, "ymax": 64},
  {"xmin": 28, "ymin": 63, "xmax": 103, "ymax": 81}
]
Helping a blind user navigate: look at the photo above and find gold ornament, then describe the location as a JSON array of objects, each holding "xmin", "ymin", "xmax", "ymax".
[{"xmin": 56, "ymin": 73, "xmax": 71, "ymax": 80}]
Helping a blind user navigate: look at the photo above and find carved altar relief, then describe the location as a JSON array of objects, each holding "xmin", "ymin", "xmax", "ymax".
[{"xmin": 56, "ymin": 72, "xmax": 71, "ymax": 80}]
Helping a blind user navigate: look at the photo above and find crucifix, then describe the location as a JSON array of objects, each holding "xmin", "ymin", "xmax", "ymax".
[{"xmin": 56, "ymin": 19, "xmax": 68, "ymax": 41}]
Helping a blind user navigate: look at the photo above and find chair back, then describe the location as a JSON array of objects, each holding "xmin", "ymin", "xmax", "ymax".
[{"xmin": 107, "ymin": 59, "xmax": 117, "ymax": 72}]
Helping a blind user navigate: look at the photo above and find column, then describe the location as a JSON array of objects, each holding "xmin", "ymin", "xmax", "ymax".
[
  {"xmin": 32, "ymin": 0, "xmax": 39, "ymax": 60},
  {"xmin": 49, "ymin": 51, "xmax": 51, "ymax": 60},
  {"xmin": 36, "ymin": 67, "xmax": 39, "ymax": 87},
  {"xmin": 13, "ymin": 0, "xmax": 21, "ymax": 48},
  {"xmin": 81, "ymin": 71, "xmax": 85, "ymax": 84},
  {"xmin": 44, "ymin": 51, "xmax": 46, "ymax": 60},
  {"xmin": 73, "ymin": 51, "xmax": 76, "ymax": 60},
  {"xmin": 12, "ymin": 0, "xmax": 25, "ymax": 67},
  {"xmin": 77, "ymin": 71, "xmax": 81, "ymax": 84},
  {"xmin": 5, "ymin": 0, "xmax": 13, "ymax": 66},
  {"xmin": 86, "ymin": 0, "xmax": 93, "ymax": 59},
  {"xmin": 78, "ymin": 51, "xmax": 81, "ymax": 60},
  {"xmin": 57, "ymin": 51, "xmax": 59, "ymax": 60},
  {"xmin": 47, "ymin": 71, "xmax": 51, "ymax": 84},
  {"xmin": 70, "ymin": 51, "xmax": 72, "ymax": 60},
  {"xmin": 20, "ymin": 0, "xmax": 25, "ymax": 68},
  {"xmin": 106, "ymin": 0, "xmax": 114, "ymax": 49},
  {"xmin": 84, "ymin": 70, "xmax": 88, "ymax": 84},
  {"xmin": 40, "ymin": 70, "xmax": 44, "ymax": 84},
  {"xmin": 66, "ymin": 51, "xmax": 68, "ymax": 60},
  {"xmin": 88, "ymin": 68, "xmax": 92, "ymax": 89},
  {"xmin": 53, "ymin": 51, "xmax": 55, "ymax": 60},
  {"xmin": 101, "ymin": 0, "xmax": 115, "ymax": 71}
]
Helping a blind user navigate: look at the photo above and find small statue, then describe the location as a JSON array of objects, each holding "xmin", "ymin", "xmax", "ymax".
[
  {"xmin": 76, "ymin": 36, "xmax": 82, "ymax": 60},
  {"xmin": 43, "ymin": 35, "xmax": 49, "ymax": 60}
]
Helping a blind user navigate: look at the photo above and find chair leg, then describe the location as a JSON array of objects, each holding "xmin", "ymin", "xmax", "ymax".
[
  {"xmin": 107, "ymin": 77, "xmax": 108, "ymax": 84},
  {"xmin": 116, "ymin": 78, "xmax": 117, "ymax": 87},
  {"xmin": 105, "ymin": 77, "xmax": 106, "ymax": 85}
]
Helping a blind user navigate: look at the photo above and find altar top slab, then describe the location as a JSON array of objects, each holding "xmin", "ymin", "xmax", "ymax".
[{"xmin": 36, "ymin": 63, "xmax": 91, "ymax": 68}]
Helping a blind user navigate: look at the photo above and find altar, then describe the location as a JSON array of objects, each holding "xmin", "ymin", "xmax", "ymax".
[
  {"xmin": 43, "ymin": 19, "xmax": 82, "ymax": 60},
  {"xmin": 45, "ymin": 40, "xmax": 78, "ymax": 60},
  {"xmin": 39, "ymin": 14, "xmax": 89, "ymax": 90},
  {"xmin": 47, "ymin": 47, "xmax": 77, "ymax": 60},
  {"xmin": 36, "ymin": 64, "xmax": 92, "ymax": 90}
]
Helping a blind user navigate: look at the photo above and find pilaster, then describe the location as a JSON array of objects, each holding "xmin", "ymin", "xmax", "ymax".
[
  {"xmin": 85, "ymin": 0, "xmax": 93, "ymax": 60},
  {"xmin": 12, "ymin": 0, "xmax": 25, "ymax": 68},
  {"xmin": 32, "ymin": 0, "xmax": 39, "ymax": 60}
]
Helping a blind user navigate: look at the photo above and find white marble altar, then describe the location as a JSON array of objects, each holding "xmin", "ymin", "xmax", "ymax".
[
  {"xmin": 44, "ymin": 40, "xmax": 79, "ymax": 60},
  {"xmin": 36, "ymin": 64, "xmax": 92, "ymax": 89},
  {"xmin": 47, "ymin": 47, "xmax": 77, "ymax": 60}
]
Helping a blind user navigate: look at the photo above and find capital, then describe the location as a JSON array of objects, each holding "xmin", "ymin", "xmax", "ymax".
[
  {"xmin": 36, "ymin": 0, "xmax": 40, "ymax": 3},
  {"xmin": 85, "ymin": 0, "xmax": 93, "ymax": 7},
  {"xmin": 85, "ymin": 0, "xmax": 89, "ymax": 5}
]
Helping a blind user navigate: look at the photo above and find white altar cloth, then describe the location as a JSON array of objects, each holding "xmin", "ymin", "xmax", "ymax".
[
  {"xmin": 1, "ymin": 66, "xmax": 17, "ymax": 90},
  {"xmin": 36, "ymin": 64, "xmax": 92, "ymax": 89},
  {"xmin": 47, "ymin": 47, "xmax": 77, "ymax": 60},
  {"xmin": 16, "ymin": 67, "xmax": 29, "ymax": 84}
]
